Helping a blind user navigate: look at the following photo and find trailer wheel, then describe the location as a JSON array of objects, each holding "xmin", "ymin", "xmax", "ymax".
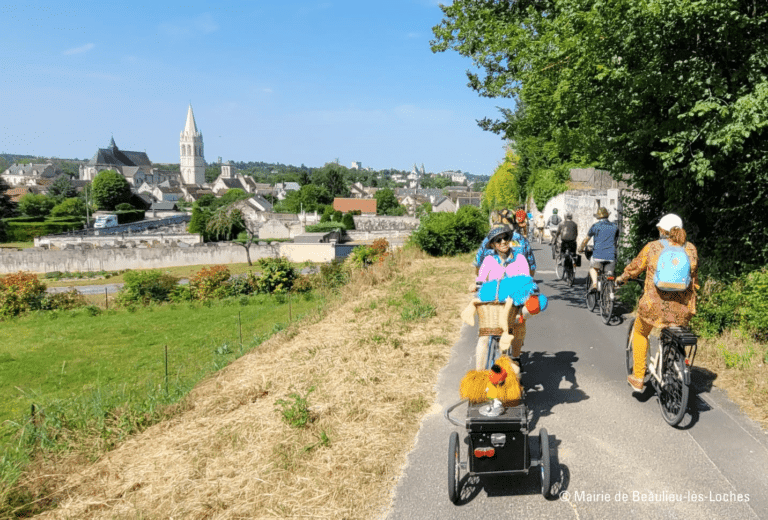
[
  {"xmin": 448, "ymin": 431, "xmax": 461, "ymax": 504},
  {"xmin": 539, "ymin": 429, "xmax": 551, "ymax": 497}
]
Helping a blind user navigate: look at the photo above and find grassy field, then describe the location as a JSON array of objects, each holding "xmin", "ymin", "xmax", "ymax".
[{"xmin": 0, "ymin": 292, "xmax": 324, "ymax": 443}]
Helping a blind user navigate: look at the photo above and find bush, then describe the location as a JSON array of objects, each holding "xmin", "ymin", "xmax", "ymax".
[
  {"xmin": 115, "ymin": 270, "xmax": 180, "ymax": 306},
  {"xmin": 41, "ymin": 289, "xmax": 87, "ymax": 311},
  {"xmin": 0, "ymin": 271, "xmax": 47, "ymax": 317},
  {"xmin": 410, "ymin": 206, "xmax": 488, "ymax": 257},
  {"xmin": 255, "ymin": 257, "xmax": 297, "ymax": 294},
  {"xmin": 190, "ymin": 265, "xmax": 231, "ymax": 300},
  {"xmin": 348, "ymin": 238, "xmax": 390, "ymax": 268},
  {"xmin": 692, "ymin": 266, "xmax": 768, "ymax": 340},
  {"xmin": 305, "ymin": 222, "xmax": 346, "ymax": 233},
  {"xmin": 740, "ymin": 268, "xmax": 768, "ymax": 340},
  {"xmin": 318, "ymin": 259, "xmax": 349, "ymax": 290},
  {"xmin": 342, "ymin": 213, "xmax": 356, "ymax": 230}
]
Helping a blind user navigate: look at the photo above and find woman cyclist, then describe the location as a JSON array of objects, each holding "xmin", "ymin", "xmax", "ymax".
[{"xmin": 616, "ymin": 214, "xmax": 699, "ymax": 392}]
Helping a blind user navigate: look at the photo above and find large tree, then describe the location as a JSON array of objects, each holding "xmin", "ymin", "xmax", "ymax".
[
  {"xmin": 432, "ymin": 0, "xmax": 768, "ymax": 277},
  {"xmin": 91, "ymin": 169, "xmax": 131, "ymax": 211},
  {"xmin": 482, "ymin": 147, "xmax": 522, "ymax": 212},
  {"xmin": 314, "ymin": 162, "xmax": 350, "ymax": 199}
]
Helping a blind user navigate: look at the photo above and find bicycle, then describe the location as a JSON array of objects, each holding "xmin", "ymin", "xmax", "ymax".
[
  {"xmin": 582, "ymin": 247, "xmax": 616, "ymax": 324},
  {"xmin": 556, "ymin": 248, "xmax": 577, "ymax": 287},
  {"xmin": 621, "ymin": 279, "xmax": 697, "ymax": 427}
]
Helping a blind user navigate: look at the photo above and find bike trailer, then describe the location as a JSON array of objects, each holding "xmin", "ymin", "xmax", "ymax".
[{"xmin": 466, "ymin": 402, "xmax": 528, "ymax": 474}]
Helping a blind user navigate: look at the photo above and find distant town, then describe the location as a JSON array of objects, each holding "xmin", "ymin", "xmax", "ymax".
[{"xmin": 0, "ymin": 105, "xmax": 488, "ymax": 234}]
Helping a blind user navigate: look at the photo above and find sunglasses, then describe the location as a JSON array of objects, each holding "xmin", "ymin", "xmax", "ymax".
[{"xmin": 491, "ymin": 234, "xmax": 511, "ymax": 245}]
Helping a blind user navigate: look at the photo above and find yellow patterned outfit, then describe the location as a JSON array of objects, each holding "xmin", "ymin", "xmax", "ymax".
[{"xmin": 621, "ymin": 240, "xmax": 698, "ymax": 380}]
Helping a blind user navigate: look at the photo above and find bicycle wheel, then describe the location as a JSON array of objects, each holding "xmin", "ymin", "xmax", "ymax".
[
  {"xmin": 555, "ymin": 260, "xmax": 564, "ymax": 280},
  {"xmin": 625, "ymin": 318, "xmax": 636, "ymax": 376},
  {"xmin": 586, "ymin": 285, "xmax": 597, "ymax": 311},
  {"xmin": 448, "ymin": 431, "xmax": 461, "ymax": 503},
  {"xmin": 599, "ymin": 279, "xmax": 614, "ymax": 324},
  {"xmin": 565, "ymin": 260, "xmax": 574, "ymax": 286},
  {"xmin": 658, "ymin": 344, "xmax": 690, "ymax": 427}
]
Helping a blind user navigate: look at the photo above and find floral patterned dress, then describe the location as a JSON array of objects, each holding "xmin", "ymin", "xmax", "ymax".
[{"xmin": 623, "ymin": 240, "xmax": 699, "ymax": 328}]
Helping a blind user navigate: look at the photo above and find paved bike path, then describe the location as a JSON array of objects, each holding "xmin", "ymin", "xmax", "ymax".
[{"xmin": 385, "ymin": 244, "xmax": 768, "ymax": 520}]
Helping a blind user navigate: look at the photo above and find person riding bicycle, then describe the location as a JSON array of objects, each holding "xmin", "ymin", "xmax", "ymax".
[
  {"xmin": 554, "ymin": 212, "xmax": 578, "ymax": 265},
  {"xmin": 515, "ymin": 208, "xmax": 529, "ymax": 239},
  {"xmin": 615, "ymin": 213, "xmax": 699, "ymax": 392},
  {"xmin": 470, "ymin": 223, "xmax": 537, "ymax": 370},
  {"xmin": 534, "ymin": 213, "xmax": 546, "ymax": 240},
  {"xmin": 547, "ymin": 209, "xmax": 562, "ymax": 244},
  {"xmin": 578, "ymin": 207, "xmax": 619, "ymax": 292}
]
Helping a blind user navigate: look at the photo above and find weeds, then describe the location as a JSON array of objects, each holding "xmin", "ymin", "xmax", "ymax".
[{"xmin": 275, "ymin": 387, "xmax": 315, "ymax": 428}]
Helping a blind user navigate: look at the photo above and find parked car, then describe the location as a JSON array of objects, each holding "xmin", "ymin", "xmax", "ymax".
[{"xmin": 93, "ymin": 214, "xmax": 118, "ymax": 229}]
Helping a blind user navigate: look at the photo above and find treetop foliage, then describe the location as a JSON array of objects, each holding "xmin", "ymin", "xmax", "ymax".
[{"xmin": 433, "ymin": 0, "xmax": 768, "ymax": 278}]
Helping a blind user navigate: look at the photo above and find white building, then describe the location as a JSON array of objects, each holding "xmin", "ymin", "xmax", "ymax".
[{"xmin": 179, "ymin": 104, "xmax": 206, "ymax": 185}]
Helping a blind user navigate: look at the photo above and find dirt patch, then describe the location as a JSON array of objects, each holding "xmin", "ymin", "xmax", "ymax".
[{"xmin": 29, "ymin": 250, "xmax": 475, "ymax": 519}]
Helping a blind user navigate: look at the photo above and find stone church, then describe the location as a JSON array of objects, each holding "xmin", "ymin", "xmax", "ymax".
[{"xmin": 79, "ymin": 104, "xmax": 206, "ymax": 190}]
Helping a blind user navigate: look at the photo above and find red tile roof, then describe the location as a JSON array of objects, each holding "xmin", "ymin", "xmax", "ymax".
[{"xmin": 333, "ymin": 198, "xmax": 377, "ymax": 214}]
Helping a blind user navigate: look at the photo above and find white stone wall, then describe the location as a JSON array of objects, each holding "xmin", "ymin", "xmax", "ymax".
[{"xmin": 0, "ymin": 242, "xmax": 339, "ymax": 274}]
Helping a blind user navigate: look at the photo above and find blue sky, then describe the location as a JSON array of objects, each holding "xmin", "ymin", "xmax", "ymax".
[{"xmin": 0, "ymin": 1, "xmax": 511, "ymax": 176}]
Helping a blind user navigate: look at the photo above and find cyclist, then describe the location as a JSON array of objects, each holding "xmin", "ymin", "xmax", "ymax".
[
  {"xmin": 515, "ymin": 208, "xmax": 529, "ymax": 239},
  {"xmin": 554, "ymin": 212, "xmax": 578, "ymax": 265},
  {"xmin": 471, "ymin": 223, "xmax": 536, "ymax": 370},
  {"xmin": 547, "ymin": 209, "xmax": 562, "ymax": 244},
  {"xmin": 534, "ymin": 213, "xmax": 546, "ymax": 241},
  {"xmin": 578, "ymin": 207, "xmax": 619, "ymax": 292},
  {"xmin": 616, "ymin": 213, "xmax": 699, "ymax": 392}
]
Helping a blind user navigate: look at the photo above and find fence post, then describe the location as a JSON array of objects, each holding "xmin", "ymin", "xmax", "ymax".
[{"xmin": 164, "ymin": 345, "xmax": 168, "ymax": 394}]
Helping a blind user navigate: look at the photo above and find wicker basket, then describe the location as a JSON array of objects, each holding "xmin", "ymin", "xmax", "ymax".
[{"xmin": 475, "ymin": 301, "xmax": 517, "ymax": 336}]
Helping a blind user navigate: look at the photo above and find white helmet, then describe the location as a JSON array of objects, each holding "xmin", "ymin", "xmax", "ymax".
[{"xmin": 658, "ymin": 213, "xmax": 683, "ymax": 232}]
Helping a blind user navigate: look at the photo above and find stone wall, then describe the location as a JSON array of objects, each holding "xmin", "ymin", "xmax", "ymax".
[
  {"xmin": 531, "ymin": 188, "xmax": 624, "ymax": 246},
  {"xmin": 35, "ymin": 233, "xmax": 202, "ymax": 249},
  {"xmin": 352, "ymin": 215, "xmax": 420, "ymax": 232},
  {"xmin": 0, "ymin": 242, "xmax": 339, "ymax": 274}
]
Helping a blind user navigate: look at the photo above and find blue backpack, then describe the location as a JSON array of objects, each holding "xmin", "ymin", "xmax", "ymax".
[{"xmin": 654, "ymin": 239, "xmax": 692, "ymax": 292}]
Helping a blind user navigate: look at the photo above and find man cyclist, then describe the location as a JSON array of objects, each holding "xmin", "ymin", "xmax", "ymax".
[
  {"xmin": 554, "ymin": 212, "xmax": 578, "ymax": 265},
  {"xmin": 578, "ymin": 207, "xmax": 619, "ymax": 291},
  {"xmin": 547, "ymin": 209, "xmax": 562, "ymax": 245}
]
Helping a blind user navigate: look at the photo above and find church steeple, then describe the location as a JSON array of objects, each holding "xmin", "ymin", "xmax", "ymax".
[
  {"xmin": 179, "ymin": 104, "xmax": 205, "ymax": 185},
  {"xmin": 184, "ymin": 104, "xmax": 199, "ymax": 134}
]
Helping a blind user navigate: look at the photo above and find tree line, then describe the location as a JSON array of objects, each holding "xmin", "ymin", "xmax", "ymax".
[{"xmin": 432, "ymin": 0, "xmax": 768, "ymax": 279}]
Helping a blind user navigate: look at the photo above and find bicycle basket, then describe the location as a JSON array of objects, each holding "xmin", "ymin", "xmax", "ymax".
[{"xmin": 475, "ymin": 301, "xmax": 517, "ymax": 336}]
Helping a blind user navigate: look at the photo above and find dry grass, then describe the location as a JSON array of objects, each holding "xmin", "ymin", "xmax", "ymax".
[
  {"xmin": 695, "ymin": 330, "xmax": 768, "ymax": 429},
  {"xmin": 23, "ymin": 249, "xmax": 475, "ymax": 519}
]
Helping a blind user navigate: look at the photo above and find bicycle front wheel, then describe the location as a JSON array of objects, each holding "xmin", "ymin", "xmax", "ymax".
[
  {"xmin": 586, "ymin": 285, "xmax": 597, "ymax": 311},
  {"xmin": 599, "ymin": 280, "xmax": 614, "ymax": 324},
  {"xmin": 556, "ymin": 261, "xmax": 564, "ymax": 280},
  {"xmin": 658, "ymin": 344, "xmax": 690, "ymax": 427}
]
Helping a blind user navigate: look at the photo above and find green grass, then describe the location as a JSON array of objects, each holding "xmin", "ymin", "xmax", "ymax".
[{"xmin": 0, "ymin": 293, "xmax": 325, "ymax": 442}]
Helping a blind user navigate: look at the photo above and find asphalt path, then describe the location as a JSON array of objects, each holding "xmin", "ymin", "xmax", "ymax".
[{"xmin": 386, "ymin": 241, "xmax": 768, "ymax": 520}]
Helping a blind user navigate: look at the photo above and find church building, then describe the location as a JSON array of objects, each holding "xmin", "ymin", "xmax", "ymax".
[{"xmin": 180, "ymin": 104, "xmax": 206, "ymax": 185}]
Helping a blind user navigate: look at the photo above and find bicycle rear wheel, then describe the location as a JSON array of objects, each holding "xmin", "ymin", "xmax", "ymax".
[
  {"xmin": 586, "ymin": 285, "xmax": 597, "ymax": 311},
  {"xmin": 599, "ymin": 280, "xmax": 614, "ymax": 324},
  {"xmin": 565, "ymin": 261, "xmax": 574, "ymax": 286},
  {"xmin": 658, "ymin": 344, "xmax": 689, "ymax": 427},
  {"xmin": 555, "ymin": 260, "xmax": 564, "ymax": 280}
]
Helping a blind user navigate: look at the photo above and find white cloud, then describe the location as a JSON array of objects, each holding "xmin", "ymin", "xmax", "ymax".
[
  {"xmin": 62, "ymin": 43, "xmax": 94, "ymax": 56},
  {"xmin": 159, "ymin": 13, "xmax": 219, "ymax": 38}
]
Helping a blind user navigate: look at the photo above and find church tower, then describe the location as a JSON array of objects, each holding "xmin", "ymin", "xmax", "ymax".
[{"xmin": 179, "ymin": 104, "xmax": 205, "ymax": 185}]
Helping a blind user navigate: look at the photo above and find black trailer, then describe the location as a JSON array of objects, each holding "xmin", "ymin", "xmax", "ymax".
[{"xmin": 444, "ymin": 399, "xmax": 550, "ymax": 504}]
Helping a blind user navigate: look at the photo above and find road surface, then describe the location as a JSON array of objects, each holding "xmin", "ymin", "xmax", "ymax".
[{"xmin": 386, "ymin": 241, "xmax": 768, "ymax": 520}]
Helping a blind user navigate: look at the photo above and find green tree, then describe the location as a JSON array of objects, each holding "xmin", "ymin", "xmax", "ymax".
[
  {"xmin": 219, "ymin": 188, "xmax": 250, "ymax": 206},
  {"xmin": 374, "ymin": 188, "xmax": 404, "ymax": 216},
  {"xmin": 48, "ymin": 175, "xmax": 78, "ymax": 201},
  {"xmin": 275, "ymin": 184, "xmax": 332, "ymax": 213},
  {"xmin": 432, "ymin": 0, "xmax": 768, "ymax": 277},
  {"xmin": 0, "ymin": 176, "xmax": 16, "ymax": 219},
  {"xmin": 482, "ymin": 147, "xmax": 522, "ymax": 212},
  {"xmin": 314, "ymin": 163, "xmax": 350, "ymax": 199},
  {"xmin": 206, "ymin": 205, "xmax": 257, "ymax": 264},
  {"xmin": 50, "ymin": 197, "xmax": 87, "ymax": 218},
  {"xmin": 18, "ymin": 193, "xmax": 55, "ymax": 218},
  {"xmin": 205, "ymin": 164, "xmax": 221, "ymax": 183},
  {"xmin": 91, "ymin": 169, "xmax": 131, "ymax": 210}
]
